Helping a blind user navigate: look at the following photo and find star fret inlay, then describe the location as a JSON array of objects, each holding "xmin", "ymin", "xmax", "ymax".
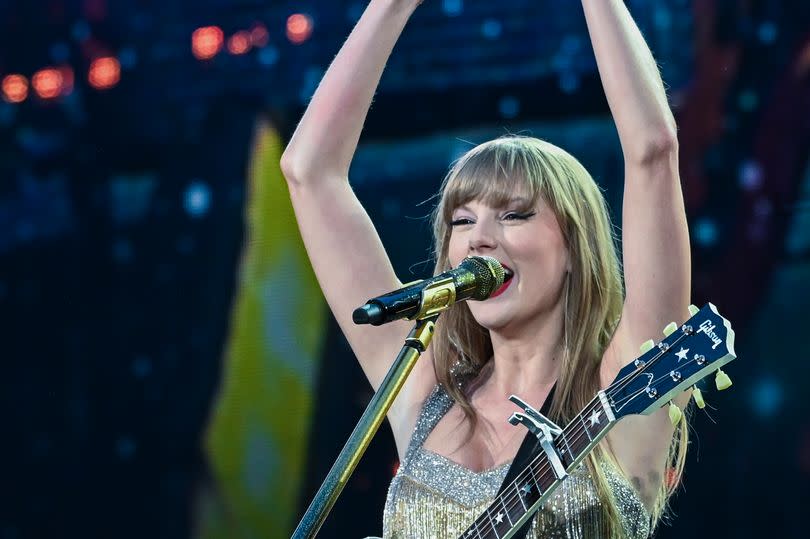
[{"xmin": 589, "ymin": 409, "xmax": 601, "ymax": 426}]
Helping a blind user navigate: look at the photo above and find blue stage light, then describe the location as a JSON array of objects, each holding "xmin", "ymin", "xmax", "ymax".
[
  {"xmin": 738, "ymin": 89, "xmax": 759, "ymax": 112},
  {"xmin": 119, "ymin": 47, "xmax": 138, "ymax": 69},
  {"xmin": 751, "ymin": 377, "xmax": 783, "ymax": 419},
  {"xmin": 442, "ymin": 0, "xmax": 463, "ymax": 17},
  {"xmin": 184, "ymin": 180, "xmax": 211, "ymax": 218},
  {"xmin": 498, "ymin": 95, "xmax": 520, "ymax": 119},
  {"xmin": 693, "ymin": 217, "xmax": 718, "ymax": 246},
  {"xmin": 758, "ymin": 21, "xmax": 778, "ymax": 44},
  {"xmin": 481, "ymin": 19, "xmax": 502, "ymax": 40},
  {"xmin": 654, "ymin": 8, "xmax": 672, "ymax": 30},
  {"xmin": 739, "ymin": 159, "xmax": 763, "ymax": 191},
  {"xmin": 258, "ymin": 46, "xmax": 279, "ymax": 67}
]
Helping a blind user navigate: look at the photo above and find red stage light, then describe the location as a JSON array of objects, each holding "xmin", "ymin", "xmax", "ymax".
[
  {"xmin": 88, "ymin": 56, "xmax": 120, "ymax": 89},
  {"xmin": 2, "ymin": 74, "xmax": 29, "ymax": 103},
  {"xmin": 250, "ymin": 24, "xmax": 269, "ymax": 48},
  {"xmin": 32, "ymin": 68, "xmax": 63, "ymax": 99},
  {"xmin": 192, "ymin": 26, "xmax": 224, "ymax": 60},
  {"xmin": 286, "ymin": 14, "xmax": 313, "ymax": 44},
  {"xmin": 227, "ymin": 30, "xmax": 251, "ymax": 55}
]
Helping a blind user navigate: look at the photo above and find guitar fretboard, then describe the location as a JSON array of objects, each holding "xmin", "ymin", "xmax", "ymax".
[{"xmin": 460, "ymin": 393, "xmax": 615, "ymax": 539}]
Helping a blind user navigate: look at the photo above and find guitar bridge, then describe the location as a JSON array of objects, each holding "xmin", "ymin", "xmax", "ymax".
[{"xmin": 508, "ymin": 395, "xmax": 568, "ymax": 481}]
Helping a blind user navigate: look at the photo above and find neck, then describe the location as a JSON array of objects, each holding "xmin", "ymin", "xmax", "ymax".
[{"xmin": 485, "ymin": 299, "xmax": 566, "ymax": 399}]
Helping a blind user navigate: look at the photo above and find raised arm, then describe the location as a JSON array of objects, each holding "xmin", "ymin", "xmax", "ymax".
[
  {"xmin": 280, "ymin": 0, "xmax": 435, "ymax": 453},
  {"xmin": 581, "ymin": 0, "xmax": 679, "ymax": 162},
  {"xmin": 582, "ymin": 0, "xmax": 690, "ymax": 372},
  {"xmin": 581, "ymin": 0, "xmax": 692, "ymax": 507},
  {"xmin": 282, "ymin": 0, "xmax": 420, "ymax": 180}
]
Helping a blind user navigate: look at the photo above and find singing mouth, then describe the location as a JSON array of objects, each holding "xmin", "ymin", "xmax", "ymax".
[
  {"xmin": 490, "ymin": 264, "xmax": 514, "ymax": 298},
  {"xmin": 502, "ymin": 265, "xmax": 514, "ymax": 282}
]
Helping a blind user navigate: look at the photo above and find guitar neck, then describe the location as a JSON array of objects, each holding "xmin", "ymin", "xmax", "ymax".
[
  {"xmin": 460, "ymin": 303, "xmax": 739, "ymax": 538},
  {"xmin": 460, "ymin": 392, "xmax": 616, "ymax": 539}
]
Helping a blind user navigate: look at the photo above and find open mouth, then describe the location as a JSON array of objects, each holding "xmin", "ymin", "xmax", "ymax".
[
  {"xmin": 502, "ymin": 265, "xmax": 514, "ymax": 283},
  {"xmin": 490, "ymin": 263, "xmax": 514, "ymax": 298}
]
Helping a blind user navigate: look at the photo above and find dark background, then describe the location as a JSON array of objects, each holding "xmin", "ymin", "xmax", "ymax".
[{"xmin": 2, "ymin": 1, "xmax": 809, "ymax": 538}]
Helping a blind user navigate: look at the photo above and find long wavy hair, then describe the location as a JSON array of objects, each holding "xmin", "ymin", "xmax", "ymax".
[{"xmin": 429, "ymin": 135, "xmax": 688, "ymax": 535}]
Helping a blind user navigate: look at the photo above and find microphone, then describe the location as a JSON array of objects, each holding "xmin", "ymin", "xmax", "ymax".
[{"xmin": 352, "ymin": 255, "xmax": 505, "ymax": 326}]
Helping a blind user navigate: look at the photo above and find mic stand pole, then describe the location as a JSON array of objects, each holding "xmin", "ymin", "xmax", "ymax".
[{"xmin": 292, "ymin": 314, "xmax": 440, "ymax": 539}]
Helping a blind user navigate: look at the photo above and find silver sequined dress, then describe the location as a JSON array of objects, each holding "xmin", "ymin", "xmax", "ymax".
[{"xmin": 382, "ymin": 386, "xmax": 651, "ymax": 538}]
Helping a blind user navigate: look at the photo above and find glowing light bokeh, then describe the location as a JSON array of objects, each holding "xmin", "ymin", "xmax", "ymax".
[
  {"xmin": 2, "ymin": 74, "xmax": 29, "ymax": 103},
  {"xmin": 286, "ymin": 14, "xmax": 313, "ymax": 44},
  {"xmin": 192, "ymin": 26, "xmax": 225, "ymax": 60},
  {"xmin": 88, "ymin": 57, "xmax": 121, "ymax": 90},
  {"xmin": 183, "ymin": 180, "xmax": 212, "ymax": 218},
  {"xmin": 227, "ymin": 30, "xmax": 251, "ymax": 55},
  {"xmin": 32, "ymin": 68, "xmax": 63, "ymax": 99}
]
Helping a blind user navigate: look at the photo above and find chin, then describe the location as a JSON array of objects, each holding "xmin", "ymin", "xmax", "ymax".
[{"xmin": 467, "ymin": 303, "xmax": 513, "ymax": 332}]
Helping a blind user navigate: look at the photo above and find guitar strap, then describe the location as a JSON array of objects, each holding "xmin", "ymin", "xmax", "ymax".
[{"xmin": 495, "ymin": 383, "xmax": 556, "ymax": 539}]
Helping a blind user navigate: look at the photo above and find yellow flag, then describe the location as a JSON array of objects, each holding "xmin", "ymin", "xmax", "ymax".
[{"xmin": 199, "ymin": 119, "xmax": 325, "ymax": 538}]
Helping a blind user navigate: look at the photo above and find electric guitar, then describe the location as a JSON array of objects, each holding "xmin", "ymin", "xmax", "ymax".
[{"xmin": 457, "ymin": 302, "xmax": 737, "ymax": 539}]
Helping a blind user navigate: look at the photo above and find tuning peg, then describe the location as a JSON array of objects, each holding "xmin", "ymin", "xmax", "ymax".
[
  {"xmin": 663, "ymin": 322, "xmax": 678, "ymax": 336},
  {"xmin": 668, "ymin": 401, "xmax": 683, "ymax": 426},
  {"xmin": 639, "ymin": 339, "xmax": 654, "ymax": 353},
  {"xmin": 688, "ymin": 304, "xmax": 699, "ymax": 316},
  {"xmin": 692, "ymin": 387, "xmax": 706, "ymax": 409},
  {"xmin": 715, "ymin": 369, "xmax": 732, "ymax": 391}
]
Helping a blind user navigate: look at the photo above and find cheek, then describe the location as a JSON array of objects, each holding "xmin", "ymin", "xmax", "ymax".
[
  {"xmin": 512, "ymin": 228, "xmax": 567, "ymax": 271},
  {"xmin": 447, "ymin": 234, "xmax": 466, "ymax": 266}
]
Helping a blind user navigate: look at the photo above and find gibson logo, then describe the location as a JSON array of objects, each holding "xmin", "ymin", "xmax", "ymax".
[{"xmin": 698, "ymin": 320, "xmax": 722, "ymax": 350}]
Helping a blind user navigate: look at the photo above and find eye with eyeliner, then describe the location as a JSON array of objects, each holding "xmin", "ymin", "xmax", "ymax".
[
  {"xmin": 449, "ymin": 217, "xmax": 473, "ymax": 227},
  {"xmin": 502, "ymin": 210, "xmax": 536, "ymax": 221},
  {"xmin": 450, "ymin": 210, "xmax": 536, "ymax": 226}
]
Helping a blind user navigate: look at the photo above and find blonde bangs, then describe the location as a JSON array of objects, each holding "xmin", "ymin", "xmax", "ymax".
[{"xmin": 440, "ymin": 140, "xmax": 546, "ymax": 225}]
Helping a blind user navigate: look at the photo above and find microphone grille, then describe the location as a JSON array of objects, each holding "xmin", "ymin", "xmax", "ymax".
[{"xmin": 462, "ymin": 255, "xmax": 505, "ymax": 300}]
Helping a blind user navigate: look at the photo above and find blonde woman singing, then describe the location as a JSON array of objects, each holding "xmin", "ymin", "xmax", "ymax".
[{"xmin": 281, "ymin": 1, "xmax": 691, "ymax": 537}]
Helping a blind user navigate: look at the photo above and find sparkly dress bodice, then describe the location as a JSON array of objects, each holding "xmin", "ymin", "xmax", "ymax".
[{"xmin": 382, "ymin": 386, "xmax": 651, "ymax": 539}]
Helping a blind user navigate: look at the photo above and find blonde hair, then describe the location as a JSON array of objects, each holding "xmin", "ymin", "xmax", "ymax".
[{"xmin": 429, "ymin": 135, "xmax": 687, "ymax": 536}]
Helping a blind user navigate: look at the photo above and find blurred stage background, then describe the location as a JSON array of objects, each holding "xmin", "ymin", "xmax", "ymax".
[{"xmin": 1, "ymin": 0, "xmax": 809, "ymax": 538}]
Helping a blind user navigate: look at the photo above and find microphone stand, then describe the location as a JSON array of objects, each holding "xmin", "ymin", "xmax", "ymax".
[{"xmin": 292, "ymin": 313, "xmax": 441, "ymax": 539}]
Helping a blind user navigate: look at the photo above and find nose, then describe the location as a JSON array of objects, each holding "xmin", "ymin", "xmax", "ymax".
[{"xmin": 468, "ymin": 221, "xmax": 497, "ymax": 253}]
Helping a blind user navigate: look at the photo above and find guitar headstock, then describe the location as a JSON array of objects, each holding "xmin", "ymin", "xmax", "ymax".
[{"xmin": 607, "ymin": 303, "xmax": 736, "ymax": 420}]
